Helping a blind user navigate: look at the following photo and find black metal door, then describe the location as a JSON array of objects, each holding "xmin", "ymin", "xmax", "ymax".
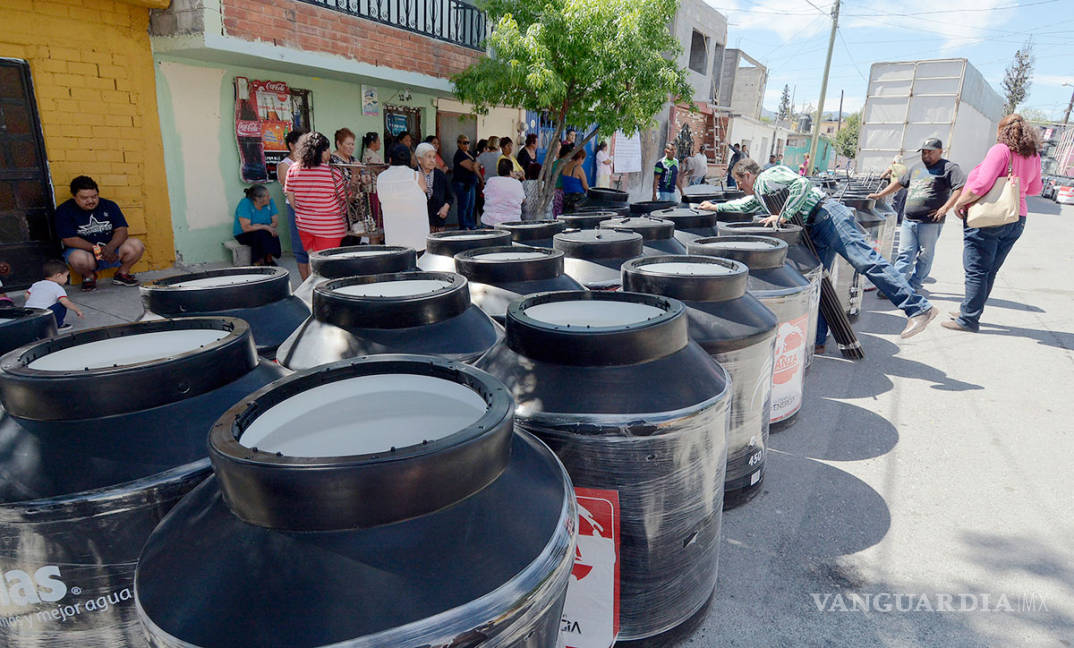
[{"xmin": 0, "ymin": 59, "xmax": 55, "ymax": 291}]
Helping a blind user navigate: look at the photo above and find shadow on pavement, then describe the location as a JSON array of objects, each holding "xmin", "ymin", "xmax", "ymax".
[
  {"xmin": 924, "ymin": 291, "xmax": 1046, "ymax": 314},
  {"xmin": 1026, "ymin": 198, "xmax": 1063, "ymax": 216},
  {"xmin": 773, "ymin": 398, "xmax": 899, "ymax": 462},
  {"xmin": 976, "ymin": 322, "xmax": 1074, "ymax": 353}
]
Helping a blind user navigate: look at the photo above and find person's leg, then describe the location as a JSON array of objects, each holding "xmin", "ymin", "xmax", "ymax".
[
  {"xmin": 265, "ymin": 230, "xmax": 282, "ymax": 262},
  {"xmin": 235, "ymin": 231, "xmax": 262, "ymax": 264},
  {"xmin": 287, "ymin": 204, "xmax": 310, "ymax": 279},
  {"xmin": 48, "ymin": 302, "xmax": 67, "ymax": 327},
  {"xmin": 815, "ymin": 202, "xmax": 932, "ymax": 318},
  {"xmin": 808, "ymin": 224, "xmax": 838, "ymax": 348},
  {"xmin": 910, "ymin": 220, "xmax": 943, "ymax": 289},
  {"xmin": 64, "ymin": 248, "xmax": 97, "ymax": 278},
  {"xmin": 957, "ymin": 224, "xmax": 998, "ymax": 331},
  {"xmin": 463, "ymin": 185, "xmax": 477, "ymax": 229},
  {"xmin": 893, "ymin": 219, "xmax": 920, "ymax": 287},
  {"xmin": 116, "ymin": 237, "xmax": 145, "ymax": 275}
]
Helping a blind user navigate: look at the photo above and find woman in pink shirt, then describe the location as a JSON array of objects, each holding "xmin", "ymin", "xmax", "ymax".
[
  {"xmin": 945, "ymin": 114, "xmax": 1042, "ymax": 332},
  {"xmin": 481, "ymin": 158, "xmax": 525, "ymax": 226}
]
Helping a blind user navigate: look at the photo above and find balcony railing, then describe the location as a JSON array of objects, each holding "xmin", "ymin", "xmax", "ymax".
[{"xmin": 300, "ymin": 0, "xmax": 486, "ymax": 50}]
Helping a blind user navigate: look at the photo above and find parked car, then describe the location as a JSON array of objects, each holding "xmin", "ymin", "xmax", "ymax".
[
  {"xmin": 1041, "ymin": 176, "xmax": 1058, "ymax": 199},
  {"xmin": 1056, "ymin": 183, "xmax": 1074, "ymax": 205}
]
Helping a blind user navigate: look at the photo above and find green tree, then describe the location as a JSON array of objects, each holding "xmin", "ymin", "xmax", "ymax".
[
  {"xmin": 1002, "ymin": 39, "xmax": 1034, "ymax": 115},
  {"xmin": 452, "ymin": 0, "xmax": 692, "ymax": 212},
  {"xmin": 834, "ymin": 112, "xmax": 860, "ymax": 159},
  {"xmin": 778, "ymin": 84, "xmax": 792, "ymax": 122},
  {"xmin": 1019, "ymin": 108, "xmax": 1050, "ymax": 123}
]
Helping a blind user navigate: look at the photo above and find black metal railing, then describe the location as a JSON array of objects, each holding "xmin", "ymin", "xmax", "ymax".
[{"xmin": 300, "ymin": 0, "xmax": 486, "ymax": 51}]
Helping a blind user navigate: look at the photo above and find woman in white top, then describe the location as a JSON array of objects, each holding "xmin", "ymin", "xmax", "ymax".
[
  {"xmin": 376, "ymin": 143, "xmax": 428, "ymax": 250},
  {"xmin": 482, "ymin": 158, "xmax": 525, "ymax": 226},
  {"xmin": 360, "ymin": 131, "xmax": 382, "ymax": 164},
  {"xmin": 595, "ymin": 141, "xmax": 613, "ymax": 188}
]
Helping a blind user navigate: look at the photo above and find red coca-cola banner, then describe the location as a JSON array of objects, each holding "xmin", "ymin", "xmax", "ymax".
[{"xmin": 234, "ymin": 77, "xmax": 295, "ymax": 183}]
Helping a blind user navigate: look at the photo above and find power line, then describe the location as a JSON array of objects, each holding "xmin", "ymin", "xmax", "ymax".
[
  {"xmin": 836, "ymin": 28, "xmax": 867, "ymax": 82},
  {"xmin": 843, "ymin": 0, "xmax": 1058, "ymax": 17}
]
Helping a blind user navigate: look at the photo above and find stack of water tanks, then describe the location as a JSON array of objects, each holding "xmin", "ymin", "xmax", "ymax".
[
  {"xmin": 599, "ymin": 216, "xmax": 686, "ymax": 254},
  {"xmin": 418, "ymin": 229, "xmax": 513, "ymax": 272},
  {"xmin": 554, "ymin": 229, "xmax": 645, "ymax": 290},
  {"xmin": 453, "ymin": 246, "xmax": 584, "ymax": 323},
  {"xmin": 495, "ymin": 219, "xmax": 566, "ymax": 248},
  {"xmin": 293, "ymin": 245, "xmax": 417, "ymax": 307}
]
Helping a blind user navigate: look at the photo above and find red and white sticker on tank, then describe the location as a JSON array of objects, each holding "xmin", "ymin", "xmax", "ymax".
[{"xmin": 558, "ymin": 488, "xmax": 620, "ymax": 648}]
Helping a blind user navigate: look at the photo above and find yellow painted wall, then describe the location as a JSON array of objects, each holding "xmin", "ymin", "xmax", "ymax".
[{"xmin": 1, "ymin": 0, "xmax": 174, "ymax": 271}]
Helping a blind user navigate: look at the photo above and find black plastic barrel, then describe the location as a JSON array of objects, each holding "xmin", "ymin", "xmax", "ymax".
[
  {"xmin": 0, "ymin": 307, "xmax": 56, "ymax": 355},
  {"xmin": 718, "ymin": 222, "xmax": 823, "ymax": 368},
  {"xmin": 571, "ymin": 203, "xmax": 630, "ymax": 217},
  {"xmin": 0, "ymin": 318, "xmax": 285, "ymax": 647},
  {"xmin": 139, "ymin": 267, "xmax": 309, "ymax": 359},
  {"xmin": 599, "ymin": 216, "xmax": 686, "ymax": 254},
  {"xmin": 559, "ymin": 211, "xmax": 618, "ymax": 229},
  {"xmin": 651, "ymin": 207, "xmax": 719, "ymax": 244},
  {"xmin": 494, "ymin": 219, "xmax": 567, "ymax": 249},
  {"xmin": 454, "ymin": 246, "xmax": 585, "ymax": 323},
  {"xmin": 134, "ymin": 355, "xmax": 576, "ymax": 648},
  {"xmin": 476, "ymin": 291, "xmax": 729, "ymax": 640},
  {"xmin": 418, "ymin": 229, "xmax": 513, "ymax": 272},
  {"xmin": 680, "ymin": 184, "xmax": 723, "ymax": 205},
  {"xmin": 276, "ymin": 272, "xmax": 502, "ymax": 369},
  {"xmin": 622, "ymin": 256, "xmax": 778, "ymax": 509},
  {"xmin": 688, "ymin": 236, "xmax": 810, "ymax": 430},
  {"xmin": 554, "ymin": 229, "xmax": 645, "ymax": 290},
  {"xmin": 294, "ymin": 245, "xmax": 417, "ymax": 307},
  {"xmin": 587, "ymin": 187, "xmax": 628, "ymax": 205},
  {"xmin": 629, "ymin": 200, "xmax": 677, "ymax": 214}
]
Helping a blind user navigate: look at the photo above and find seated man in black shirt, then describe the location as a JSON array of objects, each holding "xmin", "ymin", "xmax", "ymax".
[{"xmin": 55, "ymin": 176, "xmax": 145, "ymax": 291}]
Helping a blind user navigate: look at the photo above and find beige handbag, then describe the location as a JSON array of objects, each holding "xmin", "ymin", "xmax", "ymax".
[{"xmin": 966, "ymin": 153, "xmax": 1020, "ymax": 228}]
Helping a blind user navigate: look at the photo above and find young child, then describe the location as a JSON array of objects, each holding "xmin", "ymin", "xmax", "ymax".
[{"xmin": 24, "ymin": 260, "xmax": 84, "ymax": 330}]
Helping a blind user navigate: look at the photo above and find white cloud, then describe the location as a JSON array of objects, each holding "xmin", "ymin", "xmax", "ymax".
[
  {"xmin": 1036, "ymin": 74, "xmax": 1074, "ymax": 87},
  {"xmin": 707, "ymin": 0, "xmax": 831, "ymax": 42},
  {"xmin": 823, "ymin": 95, "xmax": 863, "ymax": 114},
  {"xmin": 841, "ymin": 0, "xmax": 1014, "ymax": 51}
]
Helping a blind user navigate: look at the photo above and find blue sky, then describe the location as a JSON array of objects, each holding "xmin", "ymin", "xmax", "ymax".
[{"xmin": 705, "ymin": 0, "xmax": 1074, "ymax": 121}]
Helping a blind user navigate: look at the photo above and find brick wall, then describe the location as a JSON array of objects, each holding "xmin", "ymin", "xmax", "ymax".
[
  {"xmin": 1, "ymin": 0, "xmax": 174, "ymax": 270},
  {"xmin": 221, "ymin": 0, "xmax": 482, "ymax": 79}
]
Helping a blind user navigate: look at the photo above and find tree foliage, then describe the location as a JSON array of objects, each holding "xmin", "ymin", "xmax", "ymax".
[
  {"xmin": 778, "ymin": 84, "xmax": 792, "ymax": 122},
  {"xmin": 452, "ymin": 0, "xmax": 693, "ymax": 211},
  {"xmin": 1019, "ymin": 108, "xmax": 1050, "ymax": 123},
  {"xmin": 833, "ymin": 112, "xmax": 860, "ymax": 159},
  {"xmin": 1002, "ymin": 39, "xmax": 1034, "ymax": 115}
]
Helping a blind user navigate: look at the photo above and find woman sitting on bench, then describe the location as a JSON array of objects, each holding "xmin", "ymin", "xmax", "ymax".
[{"xmin": 233, "ymin": 184, "xmax": 281, "ymax": 266}]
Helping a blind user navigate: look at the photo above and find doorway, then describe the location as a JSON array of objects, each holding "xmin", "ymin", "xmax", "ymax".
[
  {"xmin": 0, "ymin": 60, "xmax": 55, "ymax": 291},
  {"xmin": 383, "ymin": 105, "xmax": 422, "ymax": 155},
  {"xmin": 436, "ymin": 111, "xmax": 477, "ymax": 228}
]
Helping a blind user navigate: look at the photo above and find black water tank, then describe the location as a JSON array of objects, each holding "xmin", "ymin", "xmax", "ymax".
[
  {"xmin": 651, "ymin": 207, "xmax": 719, "ymax": 243},
  {"xmin": 476, "ymin": 291, "xmax": 729, "ymax": 640},
  {"xmin": 587, "ymin": 187, "xmax": 628, "ymax": 205},
  {"xmin": 134, "ymin": 355, "xmax": 576, "ymax": 648},
  {"xmin": 571, "ymin": 203, "xmax": 631, "ymax": 217},
  {"xmin": 599, "ymin": 216, "xmax": 687, "ymax": 254},
  {"xmin": 454, "ymin": 246, "xmax": 585, "ymax": 323},
  {"xmin": 294, "ymin": 245, "xmax": 417, "ymax": 307},
  {"xmin": 495, "ymin": 219, "xmax": 567, "ymax": 248},
  {"xmin": 681, "ymin": 184, "xmax": 723, "ymax": 205},
  {"xmin": 559, "ymin": 211, "xmax": 618, "ymax": 229},
  {"xmin": 622, "ymin": 256, "xmax": 778, "ymax": 508},
  {"xmin": 688, "ymin": 236, "xmax": 811, "ymax": 430},
  {"xmin": 0, "ymin": 307, "xmax": 56, "ymax": 355},
  {"xmin": 554, "ymin": 229, "xmax": 645, "ymax": 290},
  {"xmin": 718, "ymin": 222, "xmax": 823, "ymax": 368},
  {"xmin": 418, "ymin": 230, "xmax": 513, "ymax": 272},
  {"xmin": 629, "ymin": 200, "xmax": 677, "ymax": 214},
  {"xmin": 0, "ymin": 318, "xmax": 285, "ymax": 647},
  {"xmin": 139, "ymin": 267, "xmax": 309, "ymax": 359},
  {"xmin": 276, "ymin": 272, "xmax": 502, "ymax": 369}
]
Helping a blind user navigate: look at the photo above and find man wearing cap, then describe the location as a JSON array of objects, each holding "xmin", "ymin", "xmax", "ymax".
[
  {"xmin": 869, "ymin": 138, "xmax": 965, "ymax": 291},
  {"xmin": 697, "ymin": 159, "xmax": 937, "ymax": 346}
]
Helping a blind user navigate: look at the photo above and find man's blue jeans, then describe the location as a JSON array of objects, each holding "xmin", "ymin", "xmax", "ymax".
[
  {"xmin": 453, "ymin": 182, "xmax": 476, "ymax": 230},
  {"xmin": 956, "ymin": 217, "xmax": 1025, "ymax": 331},
  {"xmin": 893, "ymin": 219, "xmax": 943, "ymax": 290},
  {"xmin": 657, "ymin": 190, "xmax": 677, "ymax": 202},
  {"xmin": 811, "ymin": 201, "xmax": 933, "ymax": 345}
]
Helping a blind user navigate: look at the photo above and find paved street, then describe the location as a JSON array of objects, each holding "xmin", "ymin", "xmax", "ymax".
[{"xmin": 10, "ymin": 199, "xmax": 1072, "ymax": 648}]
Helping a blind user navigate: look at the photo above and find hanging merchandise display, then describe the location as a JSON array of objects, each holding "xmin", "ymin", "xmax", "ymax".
[
  {"xmin": 0, "ymin": 318, "xmax": 286, "ymax": 647},
  {"xmin": 554, "ymin": 229, "xmax": 645, "ymax": 290},
  {"xmin": 598, "ymin": 216, "xmax": 686, "ymax": 254},
  {"xmin": 0, "ymin": 307, "xmax": 56, "ymax": 355},
  {"xmin": 651, "ymin": 207, "xmax": 719, "ymax": 244},
  {"xmin": 417, "ymin": 230, "xmax": 513, "ymax": 272},
  {"xmin": 276, "ymin": 272, "xmax": 502, "ymax": 369},
  {"xmin": 718, "ymin": 222, "xmax": 823, "ymax": 368},
  {"xmin": 494, "ymin": 220, "xmax": 567, "ymax": 249},
  {"xmin": 293, "ymin": 245, "xmax": 417, "ymax": 308},
  {"xmin": 139, "ymin": 267, "xmax": 309, "ymax": 360},
  {"xmin": 476, "ymin": 291, "xmax": 729, "ymax": 641},
  {"xmin": 559, "ymin": 212, "xmax": 618, "ymax": 229},
  {"xmin": 688, "ymin": 236, "xmax": 810, "ymax": 429},
  {"xmin": 134, "ymin": 355, "xmax": 576, "ymax": 648},
  {"xmin": 453, "ymin": 246, "xmax": 584, "ymax": 323},
  {"xmin": 621, "ymin": 256, "xmax": 778, "ymax": 509}
]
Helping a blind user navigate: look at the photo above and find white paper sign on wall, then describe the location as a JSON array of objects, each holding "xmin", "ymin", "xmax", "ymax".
[
  {"xmin": 612, "ymin": 132, "xmax": 642, "ymax": 174},
  {"xmin": 558, "ymin": 488, "xmax": 620, "ymax": 648}
]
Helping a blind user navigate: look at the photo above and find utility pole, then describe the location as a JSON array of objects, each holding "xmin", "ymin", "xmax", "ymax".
[
  {"xmin": 807, "ymin": 0, "xmax": 840, "ymax": 175},
  {"xmin": 837, "ymin": 90, "xmax": 844, "ymax": 132},
  {"xmin": 1063, "ymin": 83, "xmax": 1074, "ymax": 126}
]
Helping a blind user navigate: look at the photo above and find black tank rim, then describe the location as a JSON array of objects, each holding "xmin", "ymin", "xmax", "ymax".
[
  {"xmin": 313, "ymin": 271, "xmax": 471, "ymax": 329},
  {"xmin": 553, "ymin": 229, "xmax": 644, "ymax": 260},
  {"xmin": 688, "ymin": 235, "xmax": 789, "ymax": 270},
  {"xmin": 598, "ymin": 216, "xmax": 675, "ymax": 241},
  {"xmin": 0, "ymin": 317, "xmax": 258, "ymax": 421},
  {"xmin": 652, "ymin": 207, "xmax": 717, "ymax": 230},
  {"xmin": 587, "ymin": 187, "xmax": 629, "ymax": 203},
  {"xmin": 454, "ymin": 246, "xmax": 565, "ymax": 284},
  {"xmin": 309, "ymin": 245, "xmax": 417, "ymax": 279},
  {"xmin": 629, "ymin": 200, "xmax": 677, "ymax": 214},
  {"xmin": 559, "ymin": 212, "xmax": 617, "ymax": 229},
  {"xmin": 494, "ymin": 220, "xmax": 567, "ymax": 242},
  {"xmin": 426, "ymin": 229, "xmax": 512, "ymax": 257},
  {"xmin": 505, "ymin": 290, "xmax": 689, "ymax": 366},
  {"xmin": 209, "ymin": 355, "xmax": 514, "ymax": 530},
  {"xmin": 141, "ymin": 266, "xmax": 292, "ymax": 314},
  {"xmin": 713, "ymin": 211, "xmax": 755, "ymax": 223},
  {"xmin": 621, "ymin": 255, "xmax": 749, "ymax": 302},
  {"xmin": 0, "ymin": 307, "xmax": 58, "ymax": 356},
  {"xmin": 718, "ymin": 221, "xmax": 804, "ymax": 246}
]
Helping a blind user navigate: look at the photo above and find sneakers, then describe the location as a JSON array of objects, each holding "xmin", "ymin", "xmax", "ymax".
[
  {"xmin": 900, "ymin": 306, "xmax": 938, "ymax": 339},
  {"xmin": 112, "ymin": 272, "xmax": 139, "ymax": 287},
  {"xmin": 81, "ymin": 278, "xmax": 97, "ymax": 292},
  {"xmin": 948, "ymin": 310, "xmax": 959, "ymax": 319},
  {"xmin": 58, "ymin": 323, "xmax": 73, "ymax": 331}
]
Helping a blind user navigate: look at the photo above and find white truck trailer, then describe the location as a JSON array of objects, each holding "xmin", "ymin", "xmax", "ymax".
[{"xmin": 856, "ymin": 58, "xmax": 1005, "ymax": 174}]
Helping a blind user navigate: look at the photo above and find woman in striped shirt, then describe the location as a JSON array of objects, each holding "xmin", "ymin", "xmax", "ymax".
[{"xmin": 285, "ymin": 131, "xmax": 347, "ymax": 252}]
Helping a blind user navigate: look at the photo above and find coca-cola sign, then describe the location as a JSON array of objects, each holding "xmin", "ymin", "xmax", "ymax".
[{"xmin": 236, "ymin": 120, "xmax": 261, "ymax": 138}]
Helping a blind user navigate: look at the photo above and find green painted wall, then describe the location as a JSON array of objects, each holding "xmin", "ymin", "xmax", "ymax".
[
  {"xmin": 784, "ymin": 137, "xmax": 835, "ymax": 173},
  {"xmin": 154, "ymin": 53, "xmax": 438, "ymax": 264}
]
